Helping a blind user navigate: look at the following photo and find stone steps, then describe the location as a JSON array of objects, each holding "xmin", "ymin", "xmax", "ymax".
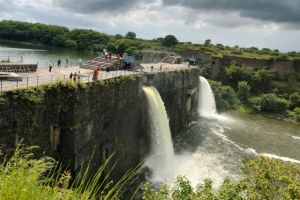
[{"xmin": 81, "ymin": 56, "xmax": 124, "ymax": 70}]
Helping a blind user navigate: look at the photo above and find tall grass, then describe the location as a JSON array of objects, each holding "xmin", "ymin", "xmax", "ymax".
[{"xmin": 0, "ymin": 144, "xmax": 139, "ymax": 200}]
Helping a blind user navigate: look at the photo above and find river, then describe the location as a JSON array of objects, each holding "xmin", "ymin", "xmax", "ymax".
[
  {"xmin": 0, "ymin": 41, "xmax": 95, "ymax": 67},
  {"xmin": 173, "ymin": 111, "xmax": 300, "ymax": 187}
]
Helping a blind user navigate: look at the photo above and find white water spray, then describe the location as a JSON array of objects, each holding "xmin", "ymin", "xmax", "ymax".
[{"xmin": 143, "ymin": 86, "xmax": 175, "ymax": 183}]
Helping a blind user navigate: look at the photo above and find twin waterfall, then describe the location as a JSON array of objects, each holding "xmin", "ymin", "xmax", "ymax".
[
  {"xmin": 143, "ymin": 87, "xmax": 175, "ymax": 182},
  {"xmin": 198, "ymin": 76, "xmax": 218, "ymax": 118},
  {"xmin": 143, "ymin": 76, "xmax": 217, "ymax": 183}
]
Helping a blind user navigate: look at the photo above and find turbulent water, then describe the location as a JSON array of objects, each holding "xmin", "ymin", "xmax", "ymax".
[{"xmin": 144, "ymin": 77, "xmax": 300, "ymax": 188}]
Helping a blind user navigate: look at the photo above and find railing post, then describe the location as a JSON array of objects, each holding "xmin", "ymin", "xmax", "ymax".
[
  {"xmin": 16, "ymin": 81, "xmax": 18, "ymax": 89},
  {"xmin": 0, "ymin": 81, "xmax": 2, "ymax": 92},
  {"xmin": 37, "ymin": 76, "xmax": 39, "ymax": 86},
  {"xmin": 27, "ymin": 77, "xmax": 29, "ymax": 88}
]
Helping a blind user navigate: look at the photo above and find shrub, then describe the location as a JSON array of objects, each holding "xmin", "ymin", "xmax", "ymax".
[
  {"xmin": 237, "ymin": 81, "xmax": 251, "ymax": 104},
  {"xmin": 251, "ymin": 93, "xmax": 289, "ymax": 113},
  {"xmin": 209, "ymin": 80, "xmax": 239, "ymax": 111},
  {"xmin": 292, "ymin": 107, "xmax": 300, "ymax": 122},
  {"xmin": 252, "ymin": 69, "xmax": 276, "ymax": 93},
  {"xmin": 289, "ymin": 93, "xmax": 300, "ymax": 109},
  {"xmin": 224, "ymin": 64, "xmax": 254, "ymax": 88}
]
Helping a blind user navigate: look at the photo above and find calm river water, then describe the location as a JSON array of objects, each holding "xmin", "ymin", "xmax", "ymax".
[{"xmin": 0, "ymin": 41, "xmax": 95, "ymax": 67}]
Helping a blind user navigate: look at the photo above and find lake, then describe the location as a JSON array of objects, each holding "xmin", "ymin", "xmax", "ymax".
[{"xmin": 0, "ymin": 41, "xmax": 96, "ymax": 68}]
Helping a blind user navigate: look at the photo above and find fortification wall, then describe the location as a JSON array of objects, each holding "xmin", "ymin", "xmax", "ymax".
[{"xmin": 177, "ymin": 50, "xmax": 300, "ymax": 79}]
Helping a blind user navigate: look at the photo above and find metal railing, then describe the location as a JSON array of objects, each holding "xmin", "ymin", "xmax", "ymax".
[
  {"xmin": 0, "ymin": 64, "xmax": 193, "ymax": 92},
  {"xmin": 0, "ymin": 56, "xmax": 23, "ymax": 63},
  {"xmin": 36, "ymin": 60, "xmax": 88, "ymax": 69}
]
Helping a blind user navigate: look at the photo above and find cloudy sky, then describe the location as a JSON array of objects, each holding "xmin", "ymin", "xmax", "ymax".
[{"xmin": 0, "ymin": 0, "xmax": 300, "ymax": 51}]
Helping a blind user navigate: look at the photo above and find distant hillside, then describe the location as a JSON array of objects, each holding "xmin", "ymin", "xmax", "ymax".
[{"xmin": 0, "ymin": 20, "xmax": 300, "ymax": 61}]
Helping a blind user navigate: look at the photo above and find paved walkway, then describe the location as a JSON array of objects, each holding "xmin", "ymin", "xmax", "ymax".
[{"xmin": 0, "ymin": 62, "xmax": 190, "ymax": 92}]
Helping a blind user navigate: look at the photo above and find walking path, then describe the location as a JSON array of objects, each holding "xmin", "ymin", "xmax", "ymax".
[{"xmin": 0, "ymin": 62, "xmax": 190, "ymax": 92}]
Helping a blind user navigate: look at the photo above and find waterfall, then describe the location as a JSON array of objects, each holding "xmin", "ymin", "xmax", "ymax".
[
  {"xmin": 198, "ymin": 76, "xmax": 218, "ymax": 118},
  {"xmin": 143, "ymin": 86, "xmax": 175, "ymax": 183}
]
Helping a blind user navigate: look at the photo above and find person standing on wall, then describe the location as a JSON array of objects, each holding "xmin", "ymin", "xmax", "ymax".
[
  {"xmin": 65, "ymin": 58, "xmax": 69, "ymax": 68},
  {"xmin": 49, "ymin": 62, "xmax": 52, "ymax": 72},
  {"xmin": 79, "ymin": 58, "xmax": 82, "ymax": 67},
  {"xmin": 73, "ymin": 72, "xmax": 77, "ymax": 82},
  {"xmin": 92, "ymin": 68, "xmax": 97, "ymax": 81},
  {"xmin": 58, "ymin": 59, "xmax": 61, "ymax": 67}
]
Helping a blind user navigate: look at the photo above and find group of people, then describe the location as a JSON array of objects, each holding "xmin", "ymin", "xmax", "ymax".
[
  {"xmin": 57, "ymin": 58, "xmax": 69, "ymax": 67},
  {"xmin": 48, "ymin": 58, "xmax": 83, "ymax": 72},
  {"xmin": 102, "ymin": 49, "xmax": 126, "ymax": 60},
  {"xmin": 69, "ymin": 71, "xmax": 81, "ymax": 82}
]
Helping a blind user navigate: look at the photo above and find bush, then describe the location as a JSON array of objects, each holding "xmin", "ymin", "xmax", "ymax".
[
  {"xmin": 224, "ymin": 64, "xmax": 254, "ymax": 88},
  {"xmin": 251, "ymin": 69, "xmax": 276, "ymax": 93},
  {"xmin": 209, "ymin": 80, "xmax": 239, "ymax": 111},
  {"xmin": 289, "ymin": 93, "xmax": 300, "ymax": 109},
  {"xmin": 251, "ymin": 93, "xmax": 289, "ymax": 113},
  {"xmin": 237, "ymin": 81, "xmax": 251, "ymax": 104},
  {"xmin": 292, "ymin": 107, "xmax": 300, "ymax": 122}
]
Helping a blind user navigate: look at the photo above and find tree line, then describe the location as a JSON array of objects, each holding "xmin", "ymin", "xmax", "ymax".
[{"xmin": 0, "ymin": 20, "xmax": 179, "ymax": 56}]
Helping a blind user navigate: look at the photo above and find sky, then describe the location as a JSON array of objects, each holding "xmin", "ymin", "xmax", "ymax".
[{"xmin": 0, "ymin": 0, "xmax": 300, "ymax": 51}]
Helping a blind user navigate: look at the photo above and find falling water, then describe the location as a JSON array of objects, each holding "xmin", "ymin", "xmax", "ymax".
[
  {"xmin": 143, "ymin": 86, "xmax": 175, "ymax": 183},
  {"xmin": 198, "ymin": 76, "xmax": 218, "ymax": 118}
]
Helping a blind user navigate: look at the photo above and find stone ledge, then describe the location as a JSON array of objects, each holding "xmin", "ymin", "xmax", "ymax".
[{"xmin": 0, "ymin": 72, "xmax": 22, "ymax": 81}]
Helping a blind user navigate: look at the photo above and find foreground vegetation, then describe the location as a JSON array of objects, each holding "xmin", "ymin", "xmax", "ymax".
[
  {"xmin": 1, "ymin": 20, "xmax": 300, "ymax": 61},
  {"xmin": 0, "ymin": 144, "xmax": 139, "ymax": 200},
  {"xmin": 1, "ymin": 145, "xmax": 300, "ymax": 200}
]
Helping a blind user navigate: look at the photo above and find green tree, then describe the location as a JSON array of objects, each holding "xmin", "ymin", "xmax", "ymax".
[
  {"xmin": 204, "ymin": 39, "xmax": 211, "ymax": 46},
  {"xmin": 64, "ymin": 39, "xmax": 77, "ymax": 48},
  {"xmin": 125, "ymin": 31, "xmax": 136, "ymax": 40},
  {"xmin": 114, "ymin": 34, "xmax": 123, "ymax": 39},
  {"xmin": 162, "ymin": 35, "xmax": 178, "ymax": 47}
]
